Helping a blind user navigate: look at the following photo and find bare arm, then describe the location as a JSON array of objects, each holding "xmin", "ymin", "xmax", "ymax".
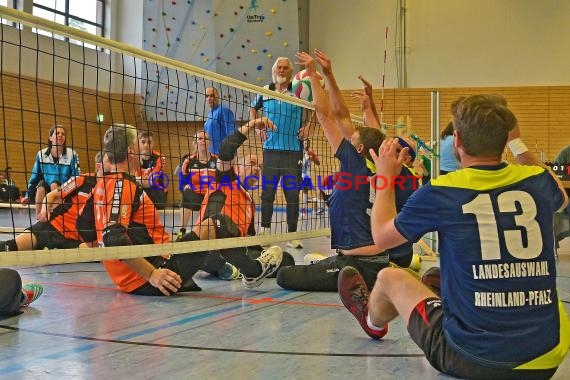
[
  {"xmin": 508, "ymin": 124, "xmax": 568, "ymax": 210},
  {"xmin": 369, "ymin": 139, "xmax": 410, "ymax": 249},
  {"xmin": 296, "ymin": 51, "xmax": 344, "ymax": 153},
  {"xmin": 358, "ymin": 75, "xmax": 381, "ymax": 126},
  {"xmin": 37, "ymin": 186, "xmax": 64, "ymax": 221},
  {"xmin": 122, "ymin": 258, "xmax": 182, "ymax": 296},
  {"xmin": 313, "ymin": 49, "xmax": 355, "ymax": 140},
  {"xmin": 352, "ymin": 90, "xmax": 381, "ymax": 129}
]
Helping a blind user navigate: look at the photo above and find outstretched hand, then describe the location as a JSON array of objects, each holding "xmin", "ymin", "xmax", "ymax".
[
  {"xmin": 295, "ymin": 51, "xmax": 317, "ymax": 75},
  {"xmin": 313, "ymin": 49, "xmax": 332, "ymax": 76},
  {"xmin": 351, "ymin": 90, "xmax": 371, "ymax": 111},
  {"xmin": 358, "ymin": 75, "xmax": 374, "ymax": 98},
  {"xmin": 369, "ymin": 138, "xmax": 408, "ymax": 178}
]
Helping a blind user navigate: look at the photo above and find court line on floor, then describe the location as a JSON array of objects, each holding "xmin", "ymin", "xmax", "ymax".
[
  {"xmin": 0, "ymin": 289, "xmax": 425, "ymax": 375},
  {"xmin": 0, "ymin": 324, "xmax": 424, "ymax": 358},
  {"xmin": 37, "ymin": 281, "xmax": 345, "ymax": 307}
]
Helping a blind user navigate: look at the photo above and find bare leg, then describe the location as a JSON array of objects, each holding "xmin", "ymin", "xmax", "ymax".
[
  {"xmin": 368, "ymin": 267, "xmax": 437, "ymax": 327},
  {"xmin": 15, "ymin": 232, "xmax": 38, "ymax": 251},
  {"xmin": 181, "ymin": 207, "xmax": 191, "ymax": 229},
  {"xmin": 192, "ymin": 218, "xmax": 217, "ymax": 241}
]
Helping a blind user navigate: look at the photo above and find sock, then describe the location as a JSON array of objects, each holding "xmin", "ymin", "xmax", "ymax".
[{"xmin": 366, "ymin": 313, "xmax": 385, "ymax": 331}]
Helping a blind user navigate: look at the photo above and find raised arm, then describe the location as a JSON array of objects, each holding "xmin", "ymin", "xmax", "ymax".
[
  {"xmin": 358, "ymin": 75, "xmax": 381, "ymax": 126},
  {"xmin": 508, "ymin": 123, "xmax": 568, "ymax": 210},
  {"xmin": 369, "ymin": 139, "xmax": 410, "ymax": 249},
  {"xmin": 313, "ymin": 49, "xmax": 355, "ymax": 139},
  {"xmin": 295, "ymin": 51, "xmax": 344, "ymax": 153},
  {"xmin": 352, "ymin": 89, "xmax": 381, "ymax": 129}
]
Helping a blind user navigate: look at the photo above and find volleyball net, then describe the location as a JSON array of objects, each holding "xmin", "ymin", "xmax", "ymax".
[{"xmin": 0, "ymin": 7, "xmax": 352, "ymax": 266}]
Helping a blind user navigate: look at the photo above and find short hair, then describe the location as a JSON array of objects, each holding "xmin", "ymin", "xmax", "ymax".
[
  {"xmin": 453, "ymin": 94, "xmax": 516, "ymax": 158},
  {"xmin": 103, "ymin": 124, "xmax": 138, "ymax": 164},
  {"xmin": 138, "ymin": 130, "xmax": 154, "ymax": 140},
  {"xmin": 94, "ymin": 150, "xmax": 103, "ymax": 165},
  {"xmin": 271, "ymin": 57, "xmax": 293, "ymax": 83},
  {"xmin": 450, "ymin": 96, "xmax": 467, "ymax": 115},
  {"xmin": 355, "ymin": 127, "xmax": 385, "ymax": 162},
  {"xmin": 205, "ymin": 87, "xmax": 219, "ymax": 97},
  {"xmin": 441, "ymin": 121, "xmax": 455, "ymax": 138}
]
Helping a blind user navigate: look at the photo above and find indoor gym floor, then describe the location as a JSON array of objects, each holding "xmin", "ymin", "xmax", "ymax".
[{"xmin": 0, "ymin": 206, "xmax": 568, "ymax": 379}]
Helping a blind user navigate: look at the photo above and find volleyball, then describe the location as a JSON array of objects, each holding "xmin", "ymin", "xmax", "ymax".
[{"xmin": 292, "ymin": 69, "xmax": 324, "ymax": 102}]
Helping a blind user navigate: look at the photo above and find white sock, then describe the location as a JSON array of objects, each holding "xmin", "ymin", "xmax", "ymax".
[{"xmin": 366, "ymin": 313, "xmax": 385, "ymax": 331}]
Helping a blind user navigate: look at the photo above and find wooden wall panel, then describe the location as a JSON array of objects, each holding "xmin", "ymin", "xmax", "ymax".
[
  {"xmin": 1, "ymin": 73, "xmax": 568, "ymax": 208},
  {"xmin": 0, "ymin": 73, "xmax": 138, "ymax": 191},
  {"xmin": 342, "ymin": 86, "xmax": 570, "ymax": 163}
]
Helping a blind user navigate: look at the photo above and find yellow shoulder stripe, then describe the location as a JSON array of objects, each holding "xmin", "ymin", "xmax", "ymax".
[{"xmin": 431, "ymin": 165, "xmax": 545, "ymax": 191}]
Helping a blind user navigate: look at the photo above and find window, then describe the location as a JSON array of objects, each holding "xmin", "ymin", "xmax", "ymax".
[
  {"xmin": 32, "ymin": 0, "xmax": 106, "ymax": 47},
  {"xmin": 0, "ymin": 0, "xmax": 17, "ymax": 26}
]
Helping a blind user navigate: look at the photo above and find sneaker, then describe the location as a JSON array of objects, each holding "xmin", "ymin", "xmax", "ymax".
[
  {"xmin": 338, "ymin": 266, "xmax": 388, "ymax": 340},
  {"xmin": 21, "ymin": 283, "xmax": 43, "ymax": 307},
  {"xmin": 217, "ymin": 262, "xmax": 242, "ymax": 280},
  {"xmin": 286, "ymin": 240, "xmax": 304, "ymax": 249},
  {"xmin": 316, "ymin": 207, "xmax": 325, "ymax": 215},
  {"xmin": 242, "ymin": 246, "xmax": 283, "ymax": 288}
]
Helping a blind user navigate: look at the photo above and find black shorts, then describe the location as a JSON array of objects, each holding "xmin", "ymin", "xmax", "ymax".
[
  {"xmin": 408, "ymin": 297, "xmax": 557, "ymax": 380},
  {"xmin": 181, "ymin": 189, "xmax": 204, "ymax": 211},
  {"xmin": 27, "ymin": 221, "xmax": 81, "ymax": 250}
]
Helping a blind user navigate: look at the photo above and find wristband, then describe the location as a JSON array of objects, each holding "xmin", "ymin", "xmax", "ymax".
[{"xmin": 507, "ymin": 138, "xmax": 528, "ymax": 156}]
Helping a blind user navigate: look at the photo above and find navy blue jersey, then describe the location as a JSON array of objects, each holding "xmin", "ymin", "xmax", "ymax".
[
  {"xmin": 328, "ymin": 139, "xmax": 417, "ymax": 252},
  {"xmin": 395, "ymin": 163, "xmax": 569, "ymax": 369}
]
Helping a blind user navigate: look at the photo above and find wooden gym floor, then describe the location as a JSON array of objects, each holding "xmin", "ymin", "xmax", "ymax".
[{"xmin": 0, "ymin": 207, "xmax": 568, "ymax": 379}]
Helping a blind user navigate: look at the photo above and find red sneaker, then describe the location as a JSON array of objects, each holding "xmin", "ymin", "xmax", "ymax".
[{"xmin": 338, "ymin": 266, "xmax": 388, "ymax": 339}]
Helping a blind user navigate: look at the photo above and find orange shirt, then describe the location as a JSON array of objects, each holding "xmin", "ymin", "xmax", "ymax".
[
  {"xmin": 94, "ymin": 172, "xmax": 169, "ymax": 292},
  {"xmin": 199, "ymin": 177, "xmax": 255, "ymax": 237},
  {"xmin": 49, "ymin": 174, "xmax": 97, "ymax": 242},
  {"xmin": 180, "ymin": 153, "xmax": 218, "ymax": 194}
]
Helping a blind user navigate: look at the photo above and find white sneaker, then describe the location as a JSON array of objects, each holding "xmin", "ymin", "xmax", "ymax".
[
  {"xmin": 303, "ymin": 252, "xmax": 327, "ymax": 265},
  {"xmin": 242, "ymin": 246, "xmax": 283, "ymax": 288},
  {"xmin": 286, "ymin": 240, "xmax": 304, "ymax": 249}
]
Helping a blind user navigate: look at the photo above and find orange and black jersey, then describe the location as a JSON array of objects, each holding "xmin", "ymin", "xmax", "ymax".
[
  {"xmin": 94, "ymin": 172, "xmax": 169, "ymax": 293},
  {"xmin": 181, "ymin": 153, "xmax": 218, "ymax": 195},
  {"xmin": 137, "ymin": 150, "xmax": 167, "ymax": 192},
  {"xmin": 49, "ymin": 174, "xmax": 97, "ymax": 242},
  {"xmin": 94, "ymin": 172, "xmax": 169, "ymax": 246},
  {"xmin": 199, "ymin": 167, "xmax": 255, "ymax": 237}
]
